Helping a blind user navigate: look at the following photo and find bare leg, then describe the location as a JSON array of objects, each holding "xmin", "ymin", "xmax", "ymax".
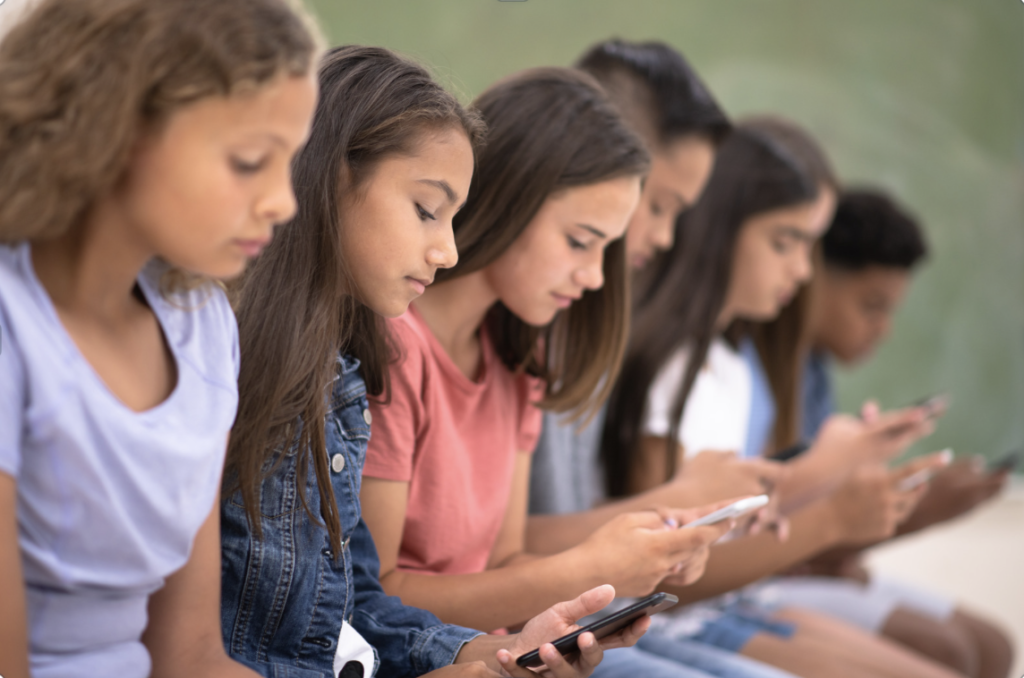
[
  {"xmin": 740, "ymin": 607, "xmax": 967, "ymax": 678},
  {"xmin": 881, "ymin": 607, "xmax": 977, "ymax": 676},
  {"xmin": 949, "ymin": 610, "xmax": 1014, "ymax": 678}
]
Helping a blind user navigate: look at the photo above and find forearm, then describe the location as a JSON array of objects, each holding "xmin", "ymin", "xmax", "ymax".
[
  {"xmin": 380, "ymin": 549, "xmax": 602, "ymax": 631},
  {"xmin": 659, "ymin": 497, "xmax": 843, "ymax": 605},
  {"xmin": 453, "ymin": 634, "xmax": 514, "ymax": 672},
  {"xmin": 776, "ymin": 453, "xmax": 851, "ymax": 512}
]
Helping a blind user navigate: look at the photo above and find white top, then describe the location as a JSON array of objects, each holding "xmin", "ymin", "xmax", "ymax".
[
  {"xmin": 0, "ymin": 243, "xmax": 239, "ymax": 678},
  {"xmin": 642, "ymin": 338, "xmax": 751, "ymax": 457}
]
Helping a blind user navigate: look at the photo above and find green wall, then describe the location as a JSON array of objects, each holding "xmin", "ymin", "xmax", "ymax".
[{"xmin": 312, "ymin": 0, "xmax": 1024, "ymax": 461}]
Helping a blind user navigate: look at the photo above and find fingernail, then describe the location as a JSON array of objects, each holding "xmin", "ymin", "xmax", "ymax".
[
  {"xmin": 664, "ymin": 518, "xmax": 679, "ymax": 529},
  {"xmin": 939, "ymin": 449, "xmax": 954, "ymax": 465}
]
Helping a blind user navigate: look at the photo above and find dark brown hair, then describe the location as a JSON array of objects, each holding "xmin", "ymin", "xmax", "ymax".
[
  {"xmin": 226, "ymin": 46, "xmax": 484, "ymax": 552},
  {"xmin": 576, "ymin": 38, "xmax": 730, "ymax": 150},
  {"xmin": 435, "ymin": 67, "xmax": 650, "ymax": 421},
  {"xmin": 0, "ymin": 0, "xmax": 318, "ymax": 246},
  {"xmin": 601, "ymin": 116, "xmax": 837, "ymax": 496}
]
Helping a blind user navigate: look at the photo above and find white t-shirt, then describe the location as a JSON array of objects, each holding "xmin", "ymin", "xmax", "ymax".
[
  {"xmin": 0, "ymin": 243, "xmax": 239, "ymax": 678},
  {"xmin": 642, "ymin": 338, "xmax": 751, "ymax": 457}
]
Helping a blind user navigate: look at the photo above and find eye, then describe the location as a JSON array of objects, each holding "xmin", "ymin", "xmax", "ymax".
[
  {"xmin": 650, "ymin": 202, "xmax": 664, "ymax": 217},
  {"xmin": 567, "ymin": 235, "xmax": 588, "ymax": 251},
  {"xmin": 770, "ymin": 238, "xmax": 791, "ymax": 254},
  {"xmin": 230, "ymin": 156, "xmax": 268, "ymax": 175},
  {"xmin": 416, "ymin": 204, "xmax": 436, "ymax": 221}
]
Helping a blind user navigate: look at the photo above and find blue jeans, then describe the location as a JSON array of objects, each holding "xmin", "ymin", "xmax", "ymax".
[
  {"xmin": 594, "ymin": 647, "xmax": 715, "ymax": 678},
  {"xmin": 636, "ymin": 634, "xmax": 799, "ymax": 678}
]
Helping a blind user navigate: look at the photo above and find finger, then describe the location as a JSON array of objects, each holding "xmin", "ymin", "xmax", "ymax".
[
  {"xmin": 598, "ymin": 615, "xmax": 651, "ymax": 650},
  {"xmin": 497, "ymin": 649, "xmax": 538, "ymax": 677},
  {"xmin": 547, "ymin": 584, "xmax": 616, "ymax": 625},
  {"xmin": 572, "ymin": 632, "xmax": 604, "ymax": 675},
  {"xmin": 861, "ymin": 399, "xmax": 881, "ymax": 422}
]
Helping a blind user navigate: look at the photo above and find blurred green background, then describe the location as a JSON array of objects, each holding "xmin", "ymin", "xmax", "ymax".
[{"xmin": 309, "ymin": 0, "xmax": 1024, "ymax": 464}]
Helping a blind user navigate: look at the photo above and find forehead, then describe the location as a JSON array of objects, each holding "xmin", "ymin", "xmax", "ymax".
[
  {"xmin": 748, "ymin": 188, "xmax": 836, "ymax": 239},
  {"xmin": 646, "ymin": 137, "xmax": 715, "ymax": 194},
  {"xmin": 541, "ymin": 175, "xmax": 642, "ymax": 237},
  {"xmin": 837, "ymin": 265, "xmax": 912, "ymax": 295}
]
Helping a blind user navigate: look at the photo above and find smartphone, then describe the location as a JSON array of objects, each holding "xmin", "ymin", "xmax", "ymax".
[
  {"xmin": 515, "ymin": 592, "xmax": 679, "ymax": 668},
  {"xmin": 896, "ymin": 449, "xmax": 954, "ymax": 491},
  {"xmin": 772, "ymin": 442, "xmax": 809, "ymax": 462},
  {"xmin": 990, "ymin": 450, "xmax": 1021, "ymax": 474},
  {"xmin": 906, "ymin": 393, "xmax": 949, "ymax": 419},
  {"xmin": 682, "ymin": 495, "xmax": 771, "ymax": 528}
]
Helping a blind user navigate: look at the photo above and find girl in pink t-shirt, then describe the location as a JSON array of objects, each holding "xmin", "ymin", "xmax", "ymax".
[{"xmin": 362, "ymin": 68, "xmax": 736, "ymax": 633}]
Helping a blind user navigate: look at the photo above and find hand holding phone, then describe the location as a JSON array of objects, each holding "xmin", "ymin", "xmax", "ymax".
[
  {"xmin": 515, "ymin": 593, "xmax": 678, "ymax": 668},
  {"xmin": 896, "ymin": 449, "xmax": 954, "ymax": 492},
  {"xmin": 989, "ymin": 450, "xmax": 1021, "ymax": 474},
  {"xmin": 681, "ymin": 495, "xmax": 771, "ymax": 528}
]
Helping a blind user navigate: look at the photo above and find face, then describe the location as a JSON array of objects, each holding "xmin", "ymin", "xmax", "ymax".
[
  {"xmin": 114, "ymin": 74, "xmax": 318, "ymax": 279},
  {"xmin": 483, "ymin": 175, "xmax": 642, "ymax": 326},
  {"xmin": 721, "ymin": 186, "xmax": 837, "ymax": 323},
  {"xmin": 339, "ymin": 128, "xmax": 474, "ymax": 318},
  {"xmin": 814, "ymin": 266, "xmax": 912, "ymax": 364},
  {"xmin": 625, "ymin": 136, "xmax": 715, "ymax": 270}
]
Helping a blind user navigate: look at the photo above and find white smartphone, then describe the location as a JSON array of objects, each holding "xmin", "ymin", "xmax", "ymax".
[
  {"xmin": 897, "ymin": 449, "xmax": 954, "ymax": 492},
  {"xmin": 682, "ymin": 495, "xmax": 770, "ymax": 528}
]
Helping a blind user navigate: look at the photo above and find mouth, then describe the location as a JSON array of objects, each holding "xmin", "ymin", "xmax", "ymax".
[
  {"xmin": 406, "ymin": 276, "xmax": 433, "ymax": 296},
  {"xmin": 552, "ymin": 292, "xmax": 582, "ymax": 309},
  {"xmin": 235, "ymin": 238, "xmax": 272, "ymax": 258},
  {"xmin": 630, "ymin": 252, "xmax": 652, "ymax": 271}
]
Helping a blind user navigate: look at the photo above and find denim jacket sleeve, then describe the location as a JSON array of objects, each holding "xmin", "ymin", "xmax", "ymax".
[{"xmin": 348, "ymin": 491, "xmax": 482, "ymax": 678}]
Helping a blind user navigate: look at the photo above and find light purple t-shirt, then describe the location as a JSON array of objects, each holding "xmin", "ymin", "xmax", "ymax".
[{"xmin": 0, "ymin": 243, "xmax": 239, "ymax": 678}]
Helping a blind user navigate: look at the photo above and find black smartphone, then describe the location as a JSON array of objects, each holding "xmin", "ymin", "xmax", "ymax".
[
  {"xmin": 772, "ymin": 442, "xmax": 808, "ymax": 462},
  {"xmin": 906, "ymin": 393, "xmax": 949, "ymax": 419},
  {"xmin": 990, "ymin": 450, "xmax": 1021, "ymax": 474},
  {"xmin": 515, "ymin": 592, "xmax": 679, "ymax": 668}
]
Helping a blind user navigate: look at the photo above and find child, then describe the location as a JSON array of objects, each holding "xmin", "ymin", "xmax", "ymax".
[
  {"xmin": 754, "ymin": 188, "xmax": 1014, "ymax": 678},
  {"xmin": 0, "ymin": 1, "xmax": 319, "ymax": 676},
  {"xmin": 220, "ymin": 45, "xmax": 648, "ymax": 678},
  {"xmin": 359, "ymin": 66, "xmax": 733, "ymax": 637}
]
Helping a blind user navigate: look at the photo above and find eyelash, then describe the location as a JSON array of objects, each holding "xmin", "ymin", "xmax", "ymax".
[
  {"xmin": 230, "ymin": 156, "xmax": 268, "ymax": 175},
  {"xmin": 416, "ymin": 204, "xmax": 436, "ymax": 221},
  {"xmin": 650, "ymin": 202, "xmax": 663, "ymax": 216},
  {"xmin": 567, "ymin": 236, "xmax": 588, "ymax": 251},
  {"xmin": 771, "ymin": 239, "xmax": 792, "ymax": 254}
]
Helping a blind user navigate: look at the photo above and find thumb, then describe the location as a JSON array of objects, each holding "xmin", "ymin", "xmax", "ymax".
[
  {"xmin": 891, "ymin": 449, "xmax": 954, "ymax": 487},
  {"xmin": 551, "ymin": 584, "xmax": 616, "ymax": 624}
]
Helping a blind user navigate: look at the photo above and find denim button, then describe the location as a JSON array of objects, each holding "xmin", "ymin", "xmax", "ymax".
[
  {"xmin": 331, "ymin": 454, "xmax": 346, "ymax": 473},
  {"xmin": 362, "ymin": 409, "xmax": 372, "ymax": 425}
]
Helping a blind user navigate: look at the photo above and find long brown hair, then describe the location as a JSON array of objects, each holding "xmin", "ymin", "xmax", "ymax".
[
  {"xmin": 0, "ymin": 0, "xmax": 317, "ymax": 246},
  {"xmin": 435, "ymin": 68, "xmax": 650, "ymax": 422},
  {"xmin": 226, "ymin": 46, "xmax": 484, "ymax": 552},
  {"xmin": 601, "ymin": 116, "xmax": 837, "ymax": 497}
]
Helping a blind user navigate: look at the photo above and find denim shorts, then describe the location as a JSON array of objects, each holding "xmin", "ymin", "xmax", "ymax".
[{"xmin": 686, "ymin": 607, "xmax": 796, "ymax": 653}]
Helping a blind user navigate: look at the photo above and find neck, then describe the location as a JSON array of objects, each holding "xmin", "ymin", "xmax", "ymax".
[
  {"xmin": 413, "ymin": 269, "xmax": 499, "ymax": 359},
  {"xmin": 31, "ymin": 197, "xmax": 155, "ymax": 319}
]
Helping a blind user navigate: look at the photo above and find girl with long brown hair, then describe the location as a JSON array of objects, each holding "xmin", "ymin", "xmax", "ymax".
[
  {"xmin": 221, "ymin": 46, "xmax": 649, "ymax": 678},
  {"xmin": 0, "ymin": 1, "xmax": 319, "ymax": 676},
  {"xmin": 358, "ymin": 66, "xmax": 735, "ymax": 639}
]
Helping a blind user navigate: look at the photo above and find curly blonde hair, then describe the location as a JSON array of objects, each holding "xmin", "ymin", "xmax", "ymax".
[{"xmin": 0, "ymin": 0, "xmax": 321, "ymax": 246}]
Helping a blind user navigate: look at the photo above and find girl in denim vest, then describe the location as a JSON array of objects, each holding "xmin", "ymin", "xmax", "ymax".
[
  {"xmin": 221, "ymin": 45, "xmax": 648, "ymax": 678},
  {"xmin": 0, "ymin": 1, "xmax": 319, "ymax": 677}
]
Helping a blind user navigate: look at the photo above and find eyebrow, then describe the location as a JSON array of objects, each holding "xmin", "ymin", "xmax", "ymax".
[
  {"xmin": 576, "ymin": 223, "xmax": 608, "ymax": 239},
  {"xmin": 775, "ymin": 225, "xmax": 819, "ymax": 242},
  {"xmin": 417, "ymin": 179, "xmax": 458, "ymax": 204}
]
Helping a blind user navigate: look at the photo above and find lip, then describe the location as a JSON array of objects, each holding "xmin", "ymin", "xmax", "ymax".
[
  {"xmin": 630, "ymin": 253, "xmax": 650, "ymax": 270},
  {"xmin": 407, "ymin": 276, "xmax": 432, "ymax": 296},
  {"xmin": 235, "ymin": 238, "xmax": 272, "ymax": 258},
  {"xmin": 552, "ymin": 292, "xmax": 581, "ymax": 309}
]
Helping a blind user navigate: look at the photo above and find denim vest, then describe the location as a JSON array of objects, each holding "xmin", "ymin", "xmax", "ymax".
[{"xmin": 221, "ymin": 355, "xmax": 480, "ymax": 678}]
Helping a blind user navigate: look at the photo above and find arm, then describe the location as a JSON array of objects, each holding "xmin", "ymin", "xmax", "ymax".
[
  {"xmin": 659, "ymin": 462, "xmax": 923, "ymax": 605},
  {"xmin": 143, "ymin": 498, "xmax": 261, "ymax": 678},
  {"xmin": 526, "ymin": 449, "xmax": 782, "ymax": 555},
  {"xmin": 361, "ymin": 462, "xmax": 728, "ymax": 632},
  {"xmin": 0, "ymin": 473, "xmax": 30, "ymax": 678}
]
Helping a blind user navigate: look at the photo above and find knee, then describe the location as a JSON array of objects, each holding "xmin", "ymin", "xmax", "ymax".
[{"xmin": 885, "ymin": 609, "xmax": 978, "ymax": 676}]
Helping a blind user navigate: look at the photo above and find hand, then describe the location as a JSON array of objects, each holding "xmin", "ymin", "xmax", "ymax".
[
  {"xmin": 824, "ymin": 464, "xmax": 916, "ymax": 546},
  {"xmin": 679, "ymin": 451, "xmax": 785, "ymax": 503},
  {"xmin": 501, "ymin": 585, "xmax": 649, "ymax": 678},
  {"xmin": 576, "ymin": 509, "xmax": 732, "ymax": 596},
  {"xmin": 811, "ymin": 406, "xmax": 934, "ymax": 470},
  {"xmin": 899, "ymin": 457, "xmax": 1007, "ymax": 533}
]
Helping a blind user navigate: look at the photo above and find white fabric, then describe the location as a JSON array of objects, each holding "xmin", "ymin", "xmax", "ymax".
[
  {"xmin": 334, "ymin": 621, "xmax": 378, "ymax": 677},
  {"xmin": 642, "ymin": 339, "xmax": 752, "ymax": 457}
]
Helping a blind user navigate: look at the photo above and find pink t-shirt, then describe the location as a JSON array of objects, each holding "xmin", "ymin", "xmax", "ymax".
[{"xmin": 364, "ymin": 306, "xmax": 543, "ymax": 576}]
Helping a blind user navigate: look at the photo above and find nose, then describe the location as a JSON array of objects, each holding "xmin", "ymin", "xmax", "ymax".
[
  {"xmin": 573, "ymin": 253, "xmax": 605, "ymax": 291},
  {"xmin": 650, "ymin": 216, "xmax": 675, "ymax": 252},
  {"xmin": 426, "ymin": 223, "xmax": 459, "ymax": 270},
  {"xmin": 258, "ymin": 166, "xmax": 298, "ymax": 226},
  {"xmin": 792, "ymin": 246, "xmax": 814, "ymax": 284}
]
